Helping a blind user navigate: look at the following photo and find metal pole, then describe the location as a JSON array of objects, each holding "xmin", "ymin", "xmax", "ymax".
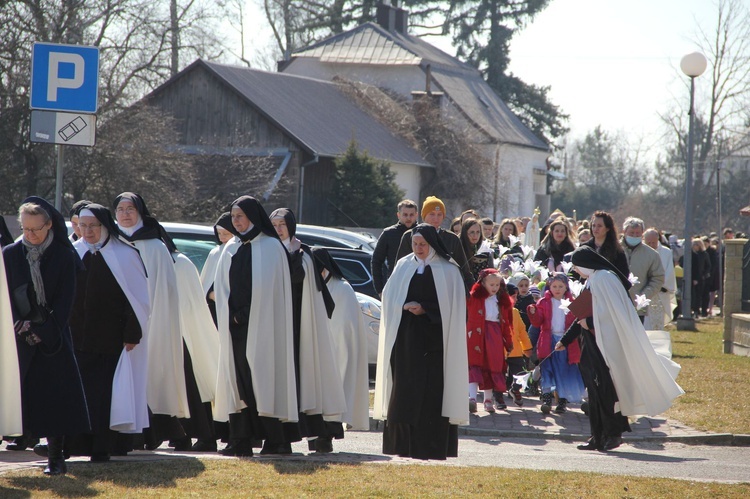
[
  {"xmin": 716, "ymin": 161, "xmax": 722, "ymax": 318},
  {"xmin": 677, "ymin": 76, "xmax": 697, "ymax": 331},
  {"xmin": 55, "ymin": 144, "xmax": 64, "ymax": 211}
]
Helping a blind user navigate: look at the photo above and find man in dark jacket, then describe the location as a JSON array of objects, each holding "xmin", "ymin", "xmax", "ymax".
[
  {"xmin": 396, "ymin": 196, "xmax": 474, "ymax": 292},
  {"xmin": 371, "ymin": 199, "xmax": 418, "ymax": 297}
]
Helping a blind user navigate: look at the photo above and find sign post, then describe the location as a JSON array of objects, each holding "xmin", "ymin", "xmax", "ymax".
[{"xmin": 30, "ymin": 42, "xmax": 99, "ymax": 210}]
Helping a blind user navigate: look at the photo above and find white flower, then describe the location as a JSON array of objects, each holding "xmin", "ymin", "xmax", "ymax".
[
  {"xmin": 561, "ymin": 261, "xmax": 574, "ymax": 274},
  {"xmin": 559, "ymin": 298, "xmax": 571, "ymax": 314},
  {"xmin": 628, "ymin": 273, "xmax": 640, "ymax": 286},
  {"xmin": 568, "ymin": 280, "xmax": 584, "ymax": 298},
  {"xmin": 509, "ymin": 234, "xmax": 519, "ymax": 246},
  {"xmin": 524, "ymin": 260, "xmax": 539, "ymax": 275},
  {"xmin": 521, "ymin": 245, "xmax": 535, "ymax": 259},
  {"xmin": 497, "ymin": 244, "xmax": 510, "ymax": 257},
  {"xmin": 513, "ymin": 372, "xmax": 532, "ymax": 392},
  {"xmin": 509, "ymin": 260, "xmax": 523, "ymax": 274},
  {"xmin": 634, "ymin": 294, "xmax": 651, "ymax": 310},
  {"xmin": 538, "ymin": 268, "xmax": 549, "ymax": 282}
]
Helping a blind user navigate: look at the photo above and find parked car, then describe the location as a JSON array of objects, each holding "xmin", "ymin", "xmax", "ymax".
[
  {"xmin": 159, "ymin": 222, "xmax": 380, "ymax": 369},
  {"xmin": 296, "ymin": 224, "xmax": 377, "ymax": 253}
]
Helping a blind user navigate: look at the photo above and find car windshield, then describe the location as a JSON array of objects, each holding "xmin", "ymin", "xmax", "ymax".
[{"xmin": 171, "ymin": 238, "xmax": 216, "ymax": 271}]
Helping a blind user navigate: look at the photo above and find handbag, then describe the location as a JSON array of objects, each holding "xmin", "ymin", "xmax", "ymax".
[{"xmin": 11, "ymin": 283, "xmax": 49, "ymax": 325}]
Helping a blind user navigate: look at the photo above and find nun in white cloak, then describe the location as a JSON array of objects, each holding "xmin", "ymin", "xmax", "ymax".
[
  {"xmin": 312, "ymin": 247, "xmax": 370, "ymax": 431},
  {"xmin": 557, "ymin": 246, "xmax": 683, "ymax": 452},
  {"xmin": 374, "ymin": 223, "xmax": 469, "ymax": 460},
  {"xmin": 0, "ymin": 246, "xmax": 23, "ymax": 437}
]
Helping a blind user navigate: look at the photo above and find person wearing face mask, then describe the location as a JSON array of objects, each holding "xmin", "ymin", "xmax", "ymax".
[
  {"xmin": 270, "ymin": 208, "xmax": 346, "ymax": 454},
  {"xmin": 3, "ymin": 197, "xmax": 90, "ymax": 475},
  {"xmin": 556, "ymin": 246, "xmax": 683, "ymax": 452},
  {"xmin": 619, "ymin": 217, "xmax": 665, "ymax": 323}
]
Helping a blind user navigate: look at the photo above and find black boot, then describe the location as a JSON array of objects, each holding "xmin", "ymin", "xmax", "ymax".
[
  {"xmin": 540, "ymin": 393, "xmax": 553, "ymax": 414},
  {"xmin": 43, "ymin": 437, "xmax": 67, "ymax": 476},
  {"xmin": 6, "ymin": 435, "xmax": 39, "ymax": 451},
  {"xmin": 555, "ymin": 398, "xmax": 568, "ymax": 414}
]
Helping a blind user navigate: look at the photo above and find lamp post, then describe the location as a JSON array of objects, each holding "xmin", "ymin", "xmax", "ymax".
[{"xmin": 676, "ymin": 51, "xmax": 707, "ymax": 331}]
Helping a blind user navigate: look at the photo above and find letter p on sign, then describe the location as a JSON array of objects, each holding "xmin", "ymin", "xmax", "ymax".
[
  {"xmin": 47, "ymin": 52, "xmax": 85, "ymax": 101},
  {"xmin": 31, "ymin": 42, "xmax": 99, "ymax": 113}
]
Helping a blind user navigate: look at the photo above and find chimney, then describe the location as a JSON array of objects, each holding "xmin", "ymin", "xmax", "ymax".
[{"xmin": 376, "ymin": 0, "xmax": 409, "ymax": 35}]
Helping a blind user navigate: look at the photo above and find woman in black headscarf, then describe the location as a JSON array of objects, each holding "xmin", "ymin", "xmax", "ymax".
[
  {"xmin": 373, "ymin": 224, "xmax": 469, "ymax": 460},
  {"xmin": 66, "ymin": 204, "xmax": 149, "ymax": 461},
  {"xmin": 213, "ymin": 196, "xmax": 300, "ymax": 456},
  {"xmin": 2, "ymin": 196, "xmax": 90, "ymax": 475},
  {"xmin": 68, "ymin": 199, "xmax": 93, "ymax": 242},
  {"xmin": 270, "ymin": 208, "xmax": 346, "ymax": 454},
  {"xmin": 557, "ymin": 246, "xmax": 682, "ymax": 452},
  {"xmin": 201, "ymin": 212, "xmax": 236, "ymax": 325}
]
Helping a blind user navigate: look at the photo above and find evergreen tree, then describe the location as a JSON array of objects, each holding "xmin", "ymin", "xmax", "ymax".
[{"xmin": 330, "ymin": 139, "xmax": 405, "ymax": 227}]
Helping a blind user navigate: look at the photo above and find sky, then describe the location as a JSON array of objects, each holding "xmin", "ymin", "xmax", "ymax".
[{"xmin": 239, "ymin": 0, "xmax": 722, "ymax": 155}]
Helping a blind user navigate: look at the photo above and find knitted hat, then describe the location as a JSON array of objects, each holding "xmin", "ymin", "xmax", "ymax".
[
  {"xmin": 421, "ymin": 196, "xmax": 446, "ymax": 220},
  {"xmin": 508, "ymin": 272, "xmax": 530, "ymax": 288}
]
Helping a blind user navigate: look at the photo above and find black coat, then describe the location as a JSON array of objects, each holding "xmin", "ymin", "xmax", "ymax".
[
  {"xmin": 2, "ymin": 239, "xmax": 90, "ymax": 437},
  {"xmin": 371, "ymin": 222, "xmax": 411, "ymax": 294}
]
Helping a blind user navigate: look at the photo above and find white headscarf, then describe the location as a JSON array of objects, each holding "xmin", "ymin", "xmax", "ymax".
[{"xmin": 413, "ymin": 234, "xmax": 437, "ymax": 274}]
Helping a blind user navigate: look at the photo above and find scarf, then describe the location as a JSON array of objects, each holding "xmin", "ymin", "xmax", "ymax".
[
  {"xmin": 119, "ymin": 218, "xmax": 144, "ymax": 237},
  {"xmin": 415, "ymin": 247, "xmax": 436, "ymax": 274},
  {"xmin": 85, "ymin": 229, "xmax": 110, "ymax": 254},
  {"xmin": 21, "ymin": 232, "xmax": 53, "ymax": 306}
]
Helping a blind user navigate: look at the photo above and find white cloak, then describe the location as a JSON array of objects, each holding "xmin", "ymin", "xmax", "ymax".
[
  {"xmin": 213, "ymin": 234, "xmax": 298, "ymax": 423},
  {"xmin": 73, "ymin": 237, "xmax": 151, "ymax": 432},
  {"xmin": 0, "ymin": 249, "xmax": 23, "ymax": 436},
  {"xmin": 200, "ymin": 242, "xmax": 226, "ymax": 296},
  {"xmin": 326, "ymin": 277, "xmax": 370, "ymax": 430},
  {"xmin": 174, "ymin": 253, "xmax": 220, "ymax": 403},
  {"xmin": 644, "ymin": 243, "xmax": 678, "ymax": 330},
  {"xmin": 374, "ymin": 254, "xmax": 469, "ymax": 426},
  {"xmin": 588, "ymin": 269, "xmax": 684, "ymax": 417},
  {"xmin": 126, "ymin": 237, "xmax": 189, "ymax": 418},
  {"xmin": 298, "ymin": 252, "xmax": 347, "ymax": 421}
]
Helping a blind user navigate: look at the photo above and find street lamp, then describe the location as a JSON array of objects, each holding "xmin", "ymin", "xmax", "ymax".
[{"xmin": 676, "ymin": 51, "xmax": 707, "ymax": 331}]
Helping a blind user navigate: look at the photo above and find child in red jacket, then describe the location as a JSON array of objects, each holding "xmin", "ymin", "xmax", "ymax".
[
  {"xmin": 467, "ymin": 269, "xmax": 514, "ymax": 413},
  {"xmin": 527, "ymin": 272, "xmax": 585, "ymax": 414}
]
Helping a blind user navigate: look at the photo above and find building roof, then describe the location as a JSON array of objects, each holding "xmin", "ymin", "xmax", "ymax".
[
  {"xmin": 149, "ymin": 59, "xmax": 431, "ymax": 167},
  {"xmin": 292, "ymin": 22, "xmax": 548, "ymax": 151}
]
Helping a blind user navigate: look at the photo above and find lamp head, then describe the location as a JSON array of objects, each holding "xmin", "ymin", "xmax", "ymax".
[{"xmin": 680, "ymin": 52, "xmax": 707, "ymax": 78}]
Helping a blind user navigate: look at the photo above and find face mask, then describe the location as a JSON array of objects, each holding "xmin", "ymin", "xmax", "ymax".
[{"xmin": 625, "ymin": 236, "xmax": 642, "ymax": 247}]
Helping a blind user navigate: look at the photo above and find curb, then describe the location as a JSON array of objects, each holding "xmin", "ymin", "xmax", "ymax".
[{"xmin": 368, "ymin": 418, "xmax": 750, "ymax": 447}]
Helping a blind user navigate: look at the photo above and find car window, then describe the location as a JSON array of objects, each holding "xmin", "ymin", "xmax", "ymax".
[
  {"xmin": 172, "ymin": 238, "xmax": 216, "ymax": 271},
  {"xmin": 334, "ymin": 257, "xmax": 372, "ymax": 285},
  {"xmin": 296, "ymin": 233, "xmax": 355, "ymax": 249}
]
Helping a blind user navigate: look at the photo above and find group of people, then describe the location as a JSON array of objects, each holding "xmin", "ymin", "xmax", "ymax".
[
  {"xmin": 0, "ymin": 191, "xmax": 695, "ymax": 470},
  {"xmin": 1, "ymin": 194, "xmax": 369, "ymax": 475},
  {"xmin": 371, "ymin": 197, "xmax": 685, "ymax": 456}
]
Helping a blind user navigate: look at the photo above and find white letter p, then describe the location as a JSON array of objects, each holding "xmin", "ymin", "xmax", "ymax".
[{"xmin": 47, "ymin": 52, "xmax": 85, "ymax": 101}]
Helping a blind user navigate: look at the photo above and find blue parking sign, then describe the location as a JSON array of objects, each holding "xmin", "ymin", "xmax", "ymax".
[{"xmin": 30, "ymin": 42, "xmax": 99, "ymax": 113}]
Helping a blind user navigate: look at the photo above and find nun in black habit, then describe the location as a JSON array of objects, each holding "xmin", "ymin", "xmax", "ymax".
[
  {"xmin": 66, "ymin": 204, "xmax": 147, "ymax": 461},
  {"xmin": 214, "ymin": 196, "xmax": 300, "ymax": 457},
  {"xmin": 200, "ymin": 211, "xmax": 237, "ymax": 325},
  {"xmin": 270, "ymin": 208, "xmax": 346, "ymax": 454},
  {"xmin": 2, "ymin": 197, "xmax": 90, "ymax": 475},
  {"xmin": 556, "ymin": 246, "xmax": 632, "ymax": 452},
  {"xmin": 373, "ymin": 224, "xmax": 469, "ymax": 460}
]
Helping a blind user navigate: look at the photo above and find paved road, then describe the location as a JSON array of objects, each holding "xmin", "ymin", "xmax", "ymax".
[{"xmin": 3, "ymin": 432, "xmax": 749, "ymax": 484}]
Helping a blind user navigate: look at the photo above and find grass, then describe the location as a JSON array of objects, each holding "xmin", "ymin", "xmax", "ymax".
[
  {"xmin": 666, "ymin": 317, "xmax": 750, "ymax": 434},
  {"xmin": 1, "ymin": 317, "xmax": 748, "ymax": 497},
  {"xmin": 0, "ymin": 460, "xmax": 748, "ymax": 498}
]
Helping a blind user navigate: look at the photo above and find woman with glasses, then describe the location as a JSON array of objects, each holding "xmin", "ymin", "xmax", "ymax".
[{"xmin": 2, "ymin": 197, "xmax": 90, "ymax": 475}]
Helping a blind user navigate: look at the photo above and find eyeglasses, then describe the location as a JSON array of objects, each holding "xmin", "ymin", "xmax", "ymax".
[
  {"xmin": 19, "ymin": 224, "xmax": 49, "ymax": 234},
  {"xmin": 78, "ymin": 223, "xmax": 102, "ymax": 231},
  {"xmin": 115, "ymin": 207, "xmax": 137, "ymax": 215}
]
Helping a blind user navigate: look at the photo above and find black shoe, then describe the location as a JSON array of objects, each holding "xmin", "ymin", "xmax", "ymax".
[
  {"xmin": 313, "ymin": 437, "xmax": 333, "ymax": 454},
  {"xmin": 260, "ymin": 441, "xmax": 291, "ymax": 455},
  {"xmin": 171, "ymin": 437, "xmax": 192, "ymax": 452},
  {"xmin": 577, "ymin": 438, "xmax": 601, "ymax": 451},
  {"xmin": 33, "ymin": 443, "xmax": 71, "ymax": 460},
  {"xmin": 580, "ymin": 401, "xmax": 590, "ymax": 415},
  {"xmin": 191, "ymin": 439, "xmax": 218, "ymax": 452},
  {"xmin": 540, "ymin": 393, "xmax": 553, "ymax": 414},
  {"xmin": 6, "ymin": 436, "xmax": 39, "ymax": 451},
  {"xmin": 220, "ymin": 439, "xmax": 253, "ymax": 457},
  {"xmin": 600, "ymin": 436, "xmax": 623, "ymax": 451},
  {"xmin": 43, "ymin": 458, "xmax": 67, "ymax": 475},
  {"xmin": 555, "ymin": 398, "xmax": 568, "ymax": 414}
]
